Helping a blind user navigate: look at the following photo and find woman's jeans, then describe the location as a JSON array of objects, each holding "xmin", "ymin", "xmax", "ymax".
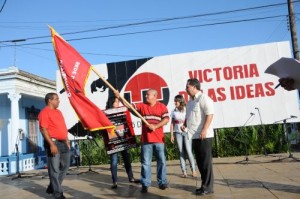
[
  {"xmin": 110, "ymin": 149, "xmax": 134, "ymax": 183},
  {"xmin": 175, "ymin": 132, "xmax": 196, "ymax": 173}
]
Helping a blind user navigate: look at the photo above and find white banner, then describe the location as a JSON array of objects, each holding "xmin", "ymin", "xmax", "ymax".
[{"xmin": 57, "ymin": 41, "xmax": 300, "ymax": 136}]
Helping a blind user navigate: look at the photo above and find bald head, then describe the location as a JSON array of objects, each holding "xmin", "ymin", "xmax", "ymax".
[{"xmin": 145, "ymin": 89, "xmax": 158, "ymax": 105}]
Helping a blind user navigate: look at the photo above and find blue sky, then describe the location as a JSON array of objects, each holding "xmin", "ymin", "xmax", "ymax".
[{"xmin": 0, "ymin": 0, "xmax": 299, "ymax": 80}]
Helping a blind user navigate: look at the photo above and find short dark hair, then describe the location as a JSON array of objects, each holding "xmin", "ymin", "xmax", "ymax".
[
  {"xmin": 187, "ymin": 78, "xmax": 201, "ymax": 90},
  {"xmin": 45, "ymin": 93, "xmax": 57, "ymax": 105},
  {"xmin": 106, "ymin": 96, "xmax": 118, "ymax": 109}
]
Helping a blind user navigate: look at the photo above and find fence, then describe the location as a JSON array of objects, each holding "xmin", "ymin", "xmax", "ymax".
[{"xmin": 0, "ymin": 153, "xmax": 46, "ymax": 176}]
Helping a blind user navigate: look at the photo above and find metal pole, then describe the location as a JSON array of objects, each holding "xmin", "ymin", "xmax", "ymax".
[{"xmin": 288, "ymin": 0, "xmax": 299, "ymax": 60}]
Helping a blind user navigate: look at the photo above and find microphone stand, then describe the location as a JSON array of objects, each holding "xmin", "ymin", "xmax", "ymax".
[
  {"xmin": 235, "ymin": 113, "xmax": 259, "ymax": 164},
  {"xmin": 255, "ymin": 108, "xmax": 278, "ymax": 158},
  {"xmin": 77, "ymin": 134, "xmax": 101, "ymax": 175},
  {"xmin": 273, "ymin": 117, "xmax": 300, "ymax": 162},
  {"xmin": 11, "ymin": 131, "xmax": 24, "ymax": 179}
]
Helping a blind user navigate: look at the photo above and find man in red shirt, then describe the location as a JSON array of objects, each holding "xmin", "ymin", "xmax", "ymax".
[
  {"xmin": 116, "ymin": 89, "xmax": 169, "ymax": 193},
  {"xmin": 38, "ymin": 93, "xmax": 70, "ymax": 199}
]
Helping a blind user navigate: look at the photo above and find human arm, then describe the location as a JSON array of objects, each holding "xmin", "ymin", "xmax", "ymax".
[
  {"xmin": 114, "ymin": 90, "xmax": 133, "ymax": 110},
  {"xmin": 170, "ymin": 119, "xmax": 175, "ymax": 144},
  {"xmin": 200, "ymin": 114, "xmax": 214, "ymax": 140},
  {"xmin": 40, "ymin": 127, "xmax": 58, "ymax": 155},
  {"xmin": 65, "ymin": 137, "xmax": 70, "ymax": 150},
  {"xmin": 148, "ymin": 117, "xmax": 169, "ymax": 131}
]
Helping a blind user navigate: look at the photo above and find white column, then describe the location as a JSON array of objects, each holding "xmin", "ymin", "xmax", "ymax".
[
  {"xmin": 8, "ymin": 92, "xmax": 21, "ymax": 155},
  {"xmin": 0, "ymin": 119, "xmax": 4, "ymax": 156}
]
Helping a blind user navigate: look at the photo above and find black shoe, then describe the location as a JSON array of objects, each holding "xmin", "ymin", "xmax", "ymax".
[
  {"xmin": 111, "ymin": 183, "xmax": 118, "ymax": 189},
  {"xmin": 196, "ymin": 188, "xmax": 213, "ymax": 196},
  {"xmin": 46, "ymin": 185, "xmax": 53, "ymax": 194},
  {"xmin": 141, "ymin": 186, "xmax": 148, "ymax": 193},
  {"xmin": 129, "ymin": 178, "xmax": 141, "ymax": 183},
  {"xmin": 159, "ymin": 184, "xmax": 168, "ymax": 190},
  {"xmin": 195, "ymin": 187, "xmax": 203, "ymax": 193}
]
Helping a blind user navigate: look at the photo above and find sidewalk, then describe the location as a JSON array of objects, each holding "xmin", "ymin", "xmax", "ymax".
[{"xmin": 0, "ymin": 153, "xmax": 300, "ymax": 199}]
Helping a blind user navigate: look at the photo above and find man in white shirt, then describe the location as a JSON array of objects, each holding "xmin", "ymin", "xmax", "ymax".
[{"xmin": 182, "ymin": 78, "xmax": 214, "ymax": 196}]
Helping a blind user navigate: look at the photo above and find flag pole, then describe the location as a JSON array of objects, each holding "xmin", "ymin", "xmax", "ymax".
[{"xmin": 92, "ymin": 67, "xmax": 150, "ymax": 126}]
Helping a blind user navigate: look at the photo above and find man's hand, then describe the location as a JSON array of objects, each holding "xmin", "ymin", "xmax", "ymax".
[
  {"xmin": 66, "ymin": 140, "xmax": 71, "ymax": 150},
  {"xmin": 50, "ymin": 143, "xmax": 58, "ymax": 155},
  {"xmin": 147, "ymin": 124, "xmax": 156, "ymax": 131},
  {"xmin": 180, "ymin": 125, "xmax": 186, "ymax": 132},
  {"xmin": 200, "ymin": 129, "xmax": 208, "ymax": 140},
  {"xmin": 279, "ymin": 77, "xmax": 295, "ymax": 91}
]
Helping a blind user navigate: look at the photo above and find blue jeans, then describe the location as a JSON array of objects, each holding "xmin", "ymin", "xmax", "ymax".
[
  {"xmin": 141, "ymin": 143, "xmax": 167, "ymax": 187},
  {"xmin": 46, "ymin": 141, "xmax": 70, "ymax": 198},
  {"xmin": 175, "ymin": 132, "xmax": 196, "ymax": 173},
  {"xmin": 110, "ymin": 149, "xmax": 134, "ymax": 183}
]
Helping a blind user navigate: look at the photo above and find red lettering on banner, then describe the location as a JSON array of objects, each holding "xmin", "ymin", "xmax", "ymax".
[
  {"xmin": 188, "ymin": 63, "xmax": 259, "ymax": 83},
  {"xmin": 179, "ymin": 91, "xmax": 189, "ymax": 102},
  {"xmin": 254, "ymin": 84, "xmax": 265, "ymax": 97},
  {"xmin": 230, "ymin": 82, "xmax": 276, "ymax": 100},
  {"xmin": 223, "ymin": 67, "xmax": 233, "ymax": 80},
  {"xmin": 246, "ymin": 84, "xmax": 255, "ymax": 98},
  {"xmin": 265, "ymin": 82, "xmax": 275, "ymax": 96},
  {"xmin": 207, "ymin": 87, "xmax": 226, "ymax": 102},
  {"xmin": 203, "ymin": 69, "xmax": 213, "ymax": 82},
  {"xmin": 213, "ymin": 68, "xmax": 222, "ymax": 81},
  {"xmin": 188, "ymin": 70, "xmax": 197, "ymax": 79}
]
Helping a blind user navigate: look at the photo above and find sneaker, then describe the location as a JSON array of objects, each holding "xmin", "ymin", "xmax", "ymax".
[
  {"xmin": 159, "ymin": 184, "xmax": 168, "ymax": 190},
  {"xmin": 181, "ymin": 172, "xmax": 187, "ymax": 178},
  {"xmin": 111, "ymin": 182, "xmax": 118, "ymax": 189},
  {"xmin": 141, "ymin": 186, "xmax": 148, "ymax": 193}
]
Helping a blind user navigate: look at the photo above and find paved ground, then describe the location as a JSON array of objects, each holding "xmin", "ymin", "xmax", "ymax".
[{"xmin": 1, "ymin": 153, "xmax": 300, "ymax": 199}]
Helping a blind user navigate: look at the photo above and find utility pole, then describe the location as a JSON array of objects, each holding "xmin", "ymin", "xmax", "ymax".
[
  {"xmin": 11, "ymin": 39, "xmax": 26, "ymax": 67},
  {"xmin": 288, "ymin": 0, "xmax": 299, "ymax": 60}
]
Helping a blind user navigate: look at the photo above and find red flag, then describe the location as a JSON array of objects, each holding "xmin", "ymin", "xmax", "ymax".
[{"xmin": 50, "ymin": 27, "xmax": 114, "ymax": 132}]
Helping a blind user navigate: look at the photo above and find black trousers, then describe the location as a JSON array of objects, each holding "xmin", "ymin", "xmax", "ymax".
[{"xmin": 192, "ymin": 138, "xmax": 214, "ymax": 192}]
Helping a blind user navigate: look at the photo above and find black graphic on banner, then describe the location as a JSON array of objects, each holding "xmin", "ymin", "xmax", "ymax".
[{"xmin": 102, "ymin": 107, "xmax": 137, "ymax": 154}]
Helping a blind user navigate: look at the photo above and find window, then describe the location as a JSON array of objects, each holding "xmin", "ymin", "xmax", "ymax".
[{"xmin": 26, "ymin": 106, "xmax": 40, "ymax": 154}]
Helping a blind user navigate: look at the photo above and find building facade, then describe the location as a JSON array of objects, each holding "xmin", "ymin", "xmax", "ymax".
[{"xmin": 0, "ymin": 66, "xmax": 56, "ymax": 175}]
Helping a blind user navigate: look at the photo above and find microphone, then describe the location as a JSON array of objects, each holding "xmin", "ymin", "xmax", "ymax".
[
  {"xmin": 250, "ymin": 112, "xmax": 255, "ymax": 115},
  {"xmin": 291, "ymin": 115, "xmax": 298, "ymax": 118}
]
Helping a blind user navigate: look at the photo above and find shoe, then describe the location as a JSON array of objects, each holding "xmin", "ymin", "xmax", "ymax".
[
  {"xmin": 196, "ymin": 188, "xmax": 213, "ymax": 196},
  {"xmin": 111, "ymin": 183, "xmax": 118, "ymax": 189},
  {"xmin": 181, "ymin": 172, "xmax": 187, "ymax": 178},
  {"xmin": 46, "ymin": 185, "xmax": 53, "ymax": 194},
  {"xmin": 159, "ymin": 184, "xmax": 168, "ymax": 190},
  {"xmin": 192, "ymin": 171, "xmax": 197, "ymax": 177},
  {"xmin": 195, "ymin": 187, "xmax": 203, "ymax": 193},
  {"xmin": 141, "ymin": 186, "xmax": 148, "ymax": 193},
  {"xmin": 129, "ymin": 178, "xmax": 141, "ymax": 183}
]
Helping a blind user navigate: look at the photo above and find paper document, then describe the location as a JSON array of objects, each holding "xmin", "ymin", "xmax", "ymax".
[{"xmin": 265, "ymin": 57, "xmax": 300, "ymax": 89}]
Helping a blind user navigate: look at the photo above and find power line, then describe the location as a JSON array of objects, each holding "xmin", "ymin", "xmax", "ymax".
[
  {"xmin": 0, "ymin": 0, "xmax": 7, "ymax": 13},
  {"xmin": 0, "ymin": 2, "xmax": 293, "ymax": 43},
  {"xmin": 0, "ymin": 14, "xmax": 289, "ymax": 48}
]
